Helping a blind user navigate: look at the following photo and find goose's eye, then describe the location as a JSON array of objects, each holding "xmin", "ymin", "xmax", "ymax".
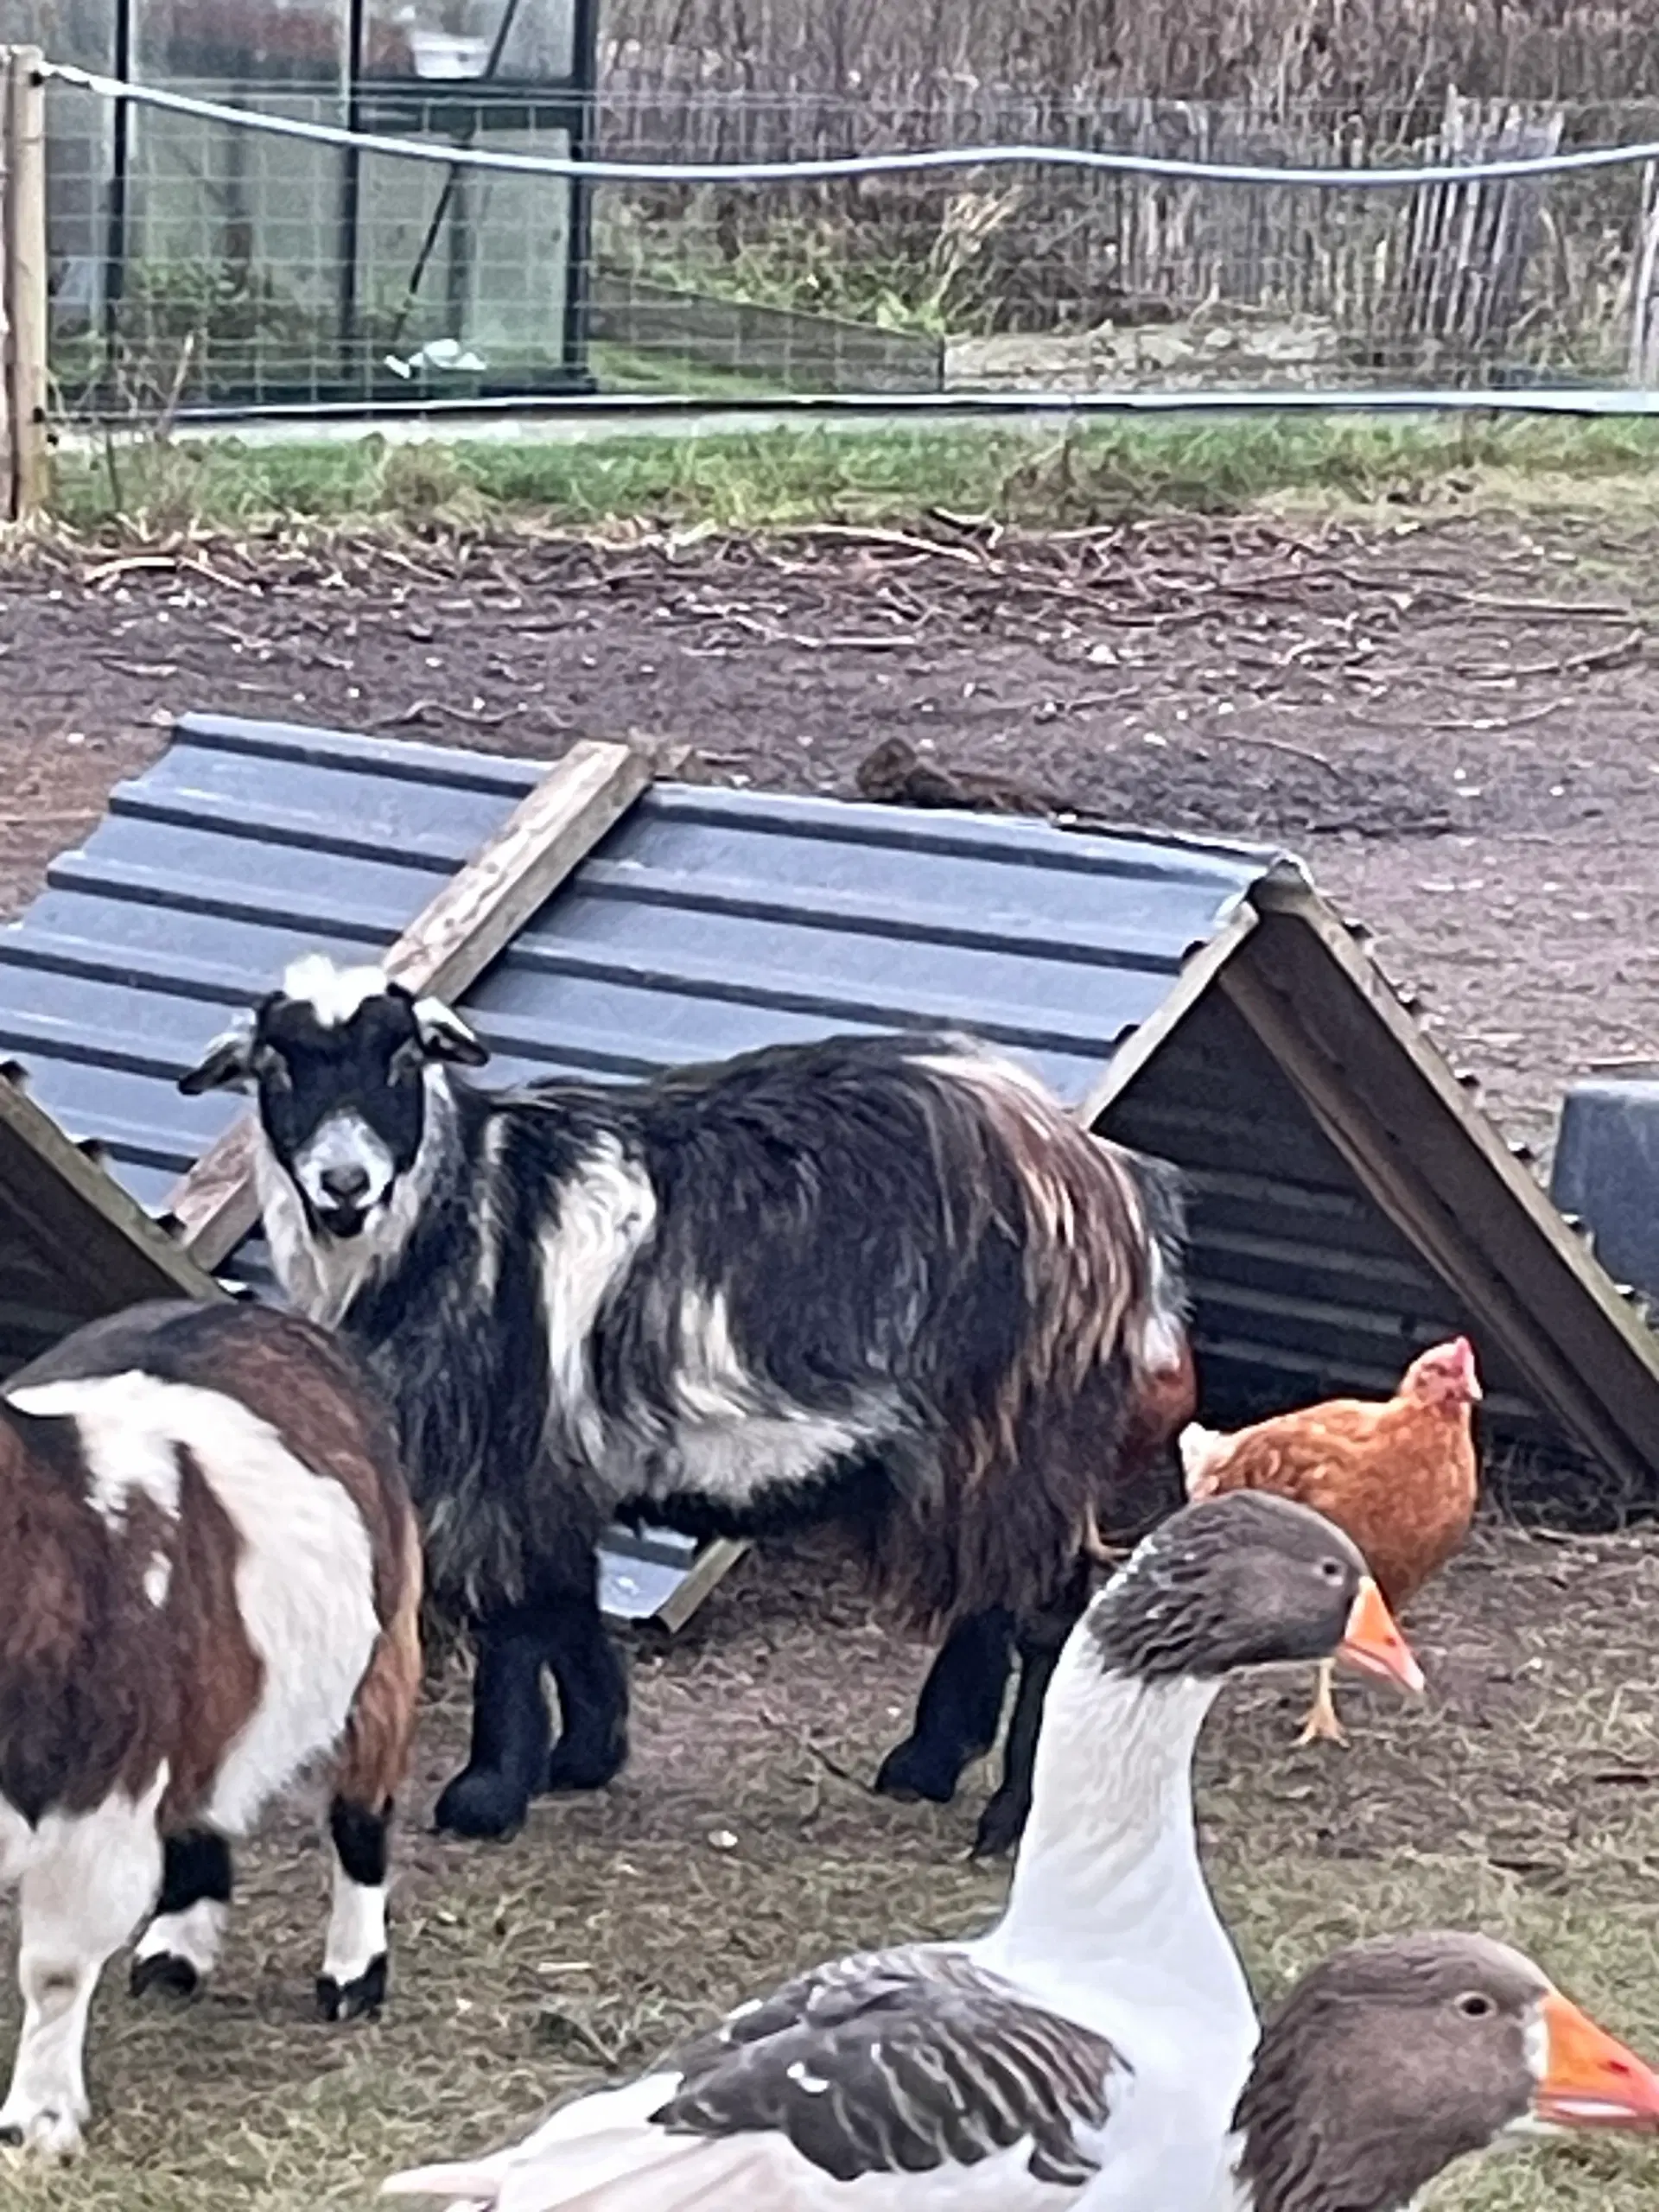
[
  {"xmin": 1318, "ymin": 1557, "xmax": 1345, "ymax": 1585},
  {"xmin": 1455, "ymin": 1992, "xmax": 1495, "ymax": 2020}
]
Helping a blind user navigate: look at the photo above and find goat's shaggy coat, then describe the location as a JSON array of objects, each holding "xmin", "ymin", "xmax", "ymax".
[
  {"xmin": 874, "ymin": 1212, "xmax": 1196, "ymax": 1853},
  {"xmin": 0, "ymin": 1301, "xmax": 421, "ymax": 2156},
  {"xmin": 181, "ymin": 960, "xmax": 1186, "ymax": 1844}
]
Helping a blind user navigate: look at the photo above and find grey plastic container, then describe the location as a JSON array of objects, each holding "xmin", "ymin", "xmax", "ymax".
[{"xmin": 1551, "ymin": 1075, "xmax": 1659, "ymax": 1300}]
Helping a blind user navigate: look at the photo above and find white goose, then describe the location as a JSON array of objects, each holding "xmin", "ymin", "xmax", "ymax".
[
  {"xmin": 385, "ymin": 1493, "xmax": 1423, "ymax": 2212},
  {"xmin": 1223, "ymin": 1929, "xmax": 1659, "ymax": 2212}
]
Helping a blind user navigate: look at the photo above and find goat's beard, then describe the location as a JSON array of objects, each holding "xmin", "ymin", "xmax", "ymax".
[{"xmin": 308, "ymin": 1195, "xmax": 378, "ymax": 1241}]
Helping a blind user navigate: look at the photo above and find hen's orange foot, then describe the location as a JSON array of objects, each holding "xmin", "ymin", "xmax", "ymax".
[
  {"xmin": 1296, "ymin": 1666, "xmax": 1350, "ymax": 1747},
  {"xmin": 1295, "ymin": 1707, "xmax": 1351, "ymax": 1748}
]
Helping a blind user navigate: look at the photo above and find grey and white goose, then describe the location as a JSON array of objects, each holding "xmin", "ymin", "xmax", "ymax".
[
  {"xmin": 383, "ymin": 1492, "xmax": 1424, "ymax": 2212},
  {"xmin": 1225, "ymin": 1929, "xmax": 1659, "ymax": 2212}
]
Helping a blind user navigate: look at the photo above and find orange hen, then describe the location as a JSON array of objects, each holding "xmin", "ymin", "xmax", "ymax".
[{"xmin": 1178, "ymin": 1338, "xmax": 1481, "ymax": 1745}]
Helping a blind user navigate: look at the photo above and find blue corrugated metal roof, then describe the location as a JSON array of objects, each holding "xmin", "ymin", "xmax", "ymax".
[
  {"xmin": 7, "ymin": 711, "xmax": 1659, "ymax": 1529},
  {"xmin": 0, "ymin": 715, "xmax": 1286, "ymax": 1219}
]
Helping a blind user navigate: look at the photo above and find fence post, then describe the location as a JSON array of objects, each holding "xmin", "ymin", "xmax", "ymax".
[
  {"xmin": 0, "ymin": 45, "xmax": 12, "ymax": 519},
  {"xmin": 3, "ymin": 45, "xmax": 48, "ymax": 520}
]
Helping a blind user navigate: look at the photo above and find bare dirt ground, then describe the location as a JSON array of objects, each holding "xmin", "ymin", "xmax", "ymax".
[
  {"xmin": 5, "ymin": 497, "xmax": 1658, "ymax": 1149},
  {"xmin": 3, "ymin": 496, "xmax": 1659, "ymax": 2210}
]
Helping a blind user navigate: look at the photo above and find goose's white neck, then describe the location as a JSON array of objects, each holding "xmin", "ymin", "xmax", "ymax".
[
  {"xmin": 982, "ymin": 1636, "xmax": 1256, "ymax": 2070},
  {"xmin": 967, "ymin": 1635, "xmax": 1260, "ymax": 2210},
  {"xmin": 997, "ymin": 1639, "xmax": 1220, "ymax": 1966}
]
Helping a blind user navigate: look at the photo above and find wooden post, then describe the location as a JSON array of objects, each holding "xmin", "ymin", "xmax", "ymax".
[
  {"xmin": 0, "ymin": 46, "xmax": 13, "ymax": 520},
  {"xmin": 3, "ymin": 46, "xmax": 48, "ymax": 520}
]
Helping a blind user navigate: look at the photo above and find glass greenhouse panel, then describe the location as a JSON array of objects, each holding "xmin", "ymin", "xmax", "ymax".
[
  {"xmin": 360, "ymin": 0, "xmax": 575, "ymax": 83},
  {"xmin": 32, "ymin": 0, "xmax": 594, "ymax": 410}
]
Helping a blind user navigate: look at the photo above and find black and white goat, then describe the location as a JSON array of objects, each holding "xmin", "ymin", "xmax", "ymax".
[
  {"xmin": 0, "ymin": 1300, "xmax": 422, "ymax": 2156},
  {"xmin": 180, "ymin": 956, "xmax": 1187, "ymax": 1850}
]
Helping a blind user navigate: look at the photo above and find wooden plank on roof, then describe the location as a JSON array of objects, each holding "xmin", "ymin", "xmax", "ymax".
[
  {"xmin": 654, "ymin": 1536, "xmax": 748, "ymax": 1633},
  {"xmin": 165, "ymin": 738, "xmax": 656, "ymax": 1271}
]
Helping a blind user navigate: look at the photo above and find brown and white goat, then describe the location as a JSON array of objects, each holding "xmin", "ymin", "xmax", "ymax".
[{"xmin": 0, "ymin": 1300, "xmax": 422, "ymax": 2158}]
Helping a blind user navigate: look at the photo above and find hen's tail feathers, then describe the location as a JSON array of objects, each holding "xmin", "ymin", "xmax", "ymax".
[{"xmin": 1177, "ymin": 1421, "xmax": 1228, "ymax": 1498}]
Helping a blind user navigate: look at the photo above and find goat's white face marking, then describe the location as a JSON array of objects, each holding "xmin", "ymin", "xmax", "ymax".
[
  {"xmin": 290, "ymin": 1109, "xmax": 399, "ymax": 1223},
  {"xmin": 281, "ymin": 956, "xmax": 391, "ymax": 1029},
  {"xmin": 257, "ymin": 1071, "xmax": 453, "ymax": 1326},
  {"xmin": 181, "ymin": 957, "xmax": 488, "ymax": 1266}
]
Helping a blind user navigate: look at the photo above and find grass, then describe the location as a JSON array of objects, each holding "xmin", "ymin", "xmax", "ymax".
[
  {"xmin": 587, "ymin": 341, "xmax": 782, "ymax": 402},
  {"xmin": 3, "ymin": 1523, "xmax": 1659, "ymax": 2212},
  {"xmin": 39, "ymin": 410, "xmax": 1659, "ymax": 543},
  {"xmin": 594, "ymin": 194, "xmax": 1019, "ymax": 340}
]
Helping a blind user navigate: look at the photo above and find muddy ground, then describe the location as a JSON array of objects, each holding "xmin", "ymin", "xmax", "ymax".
[
  {"xmin": 5, "ymin": 501, "xmax": 1659, "ymax": 1148},
  {"xmin": 2, "ymin": 496, "xmax": 1659, "ymax": 2209}
]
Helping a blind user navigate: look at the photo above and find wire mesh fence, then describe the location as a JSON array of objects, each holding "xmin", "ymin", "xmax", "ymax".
[
  {"xmin": 11, "ymin": 1, "xmax": 1659, "ymax": 423},
  {"xmin": 593, "ymin": 88, "xmax": 1650, "ymax": 402}
]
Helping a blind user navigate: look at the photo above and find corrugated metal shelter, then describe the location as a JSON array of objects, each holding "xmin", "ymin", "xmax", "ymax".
[{"xmin": 0, "ymin": 712, "xmax": 1655, "ymax": 1617}]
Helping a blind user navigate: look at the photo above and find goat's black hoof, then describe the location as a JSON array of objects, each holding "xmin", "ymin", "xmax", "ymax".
[
  {"xmin": 970, "ymin": 1793, "xmax": 1031, "ymax": 1859},
  {"xmin": 433, "ymin": 1769, "xmax": 530, "ymax": 1840},
  {"xmin": 130, "ymin": 1952, "xmax": 200, "ymax": 2002},
  {"xmin": 543, "ymin": 1735, "xmax": 626, "ymax": 1794},
  {"xmin": 317, "ymin": 1955, "xmax": 388, "ymax": 2023},
  {"xmin": 872, "ymin": 1739, "xmax": 964, "ymax": 1805}
]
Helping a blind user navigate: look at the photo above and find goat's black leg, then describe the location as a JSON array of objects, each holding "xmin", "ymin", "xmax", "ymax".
[
  {"xmin": 972, "ymin": 1565, "xmax": 1093, "ymax": 1859},
  {"xmin": 130, "ymin": 1830, "xmax": 233, "ymax": 2000},
  {"xmin": 873, "ymin": 1608, "xmax": 1015, "ymax": 1805},
  {"xmin": 433, "ymin": 1606, "xmax": 556, "ymax": 1840},
  {"xmin": 969, "ymin": 1637, "xmax": 1059, "ymax": 1859},
  {"xmin": 541, "ymin": 1567, "xmax": 630, "ymax": 1794}
]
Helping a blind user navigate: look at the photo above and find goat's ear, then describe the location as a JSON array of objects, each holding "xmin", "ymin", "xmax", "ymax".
[
  {"xmin": 413, "ymin": 995, "xmax": 489, "ymax": 1068},
  {"xmin": 178, "ymin": 1013, "xmax": 258, "ymax": 1095}
]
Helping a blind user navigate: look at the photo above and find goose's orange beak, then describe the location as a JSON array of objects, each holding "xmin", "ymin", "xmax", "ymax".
[
  {"xmin": 1534, "ymin": 1989, "xmax": 1659, "ymax": 2130},
  {"xmin": 1337, "ymin": 1577, "xmax": 1426, "ymax": 1694}
]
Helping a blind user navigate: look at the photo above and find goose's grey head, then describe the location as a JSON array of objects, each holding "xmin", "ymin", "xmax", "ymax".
[
  {"xmin": 1086, "ymin": 1491, "xmax": 1424, "ymax": 1694},
  {"xmin": 1233, "ymin": 1929, "xmax": 1659, "ymax": 2212}
]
